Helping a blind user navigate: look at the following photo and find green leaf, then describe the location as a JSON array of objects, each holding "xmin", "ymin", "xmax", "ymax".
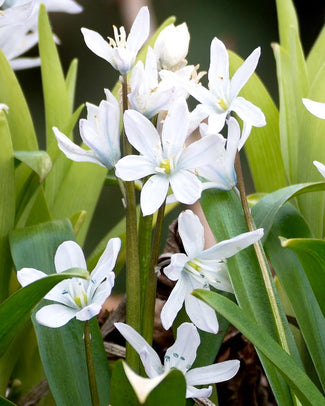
[
  {"xmin": 281, "ymin": 237, "xmax": 325, "ymax": 316},
  {"xmin": 265, "ymin": 204, "xmax": 325, "ymax": 391},
  {"xmin": 38, "ymin": 4, "xmax": 71, "ymax": 157},
  {"xmin": 307, "ymin": 25, "xmax": 325, "ymax": 80},
  {"xmin": 0, "ymin": 268, "xmax": 88, "ymax": 357},
  {"xmin": 193, "ymin": 290, "xmax": 325, "ymax": 406},
  {"xmin": 0, "ymin": 396, "xmax": 16, "ymax": 405},
  {"xmin": 10, "ymin": 219, "xmax": 110, "ymax": 406},
  {"xmin": 252, "ymin": 181, "xmax": 325, "ymax": 240},
  {"xmin": 0, "ymin": 112, "xmax": 15, "ymax": 301},
  {"xmin": 14, "ymin": 151, "xmax": 52, "ymax": 183},
  {"xmin": 275, "ymin": 0, "xmax": 300, "ymax": 51},
  {"xmin": 65, "ymin": 58, "xmax": 78, "ymax": 110},
  {"xmin": 0, "ymin": 50, "xmax": 37, "ymax": 151},
  {"xmin": 228, "ymin": 51, "xmax": 287, "ymax": 192}
]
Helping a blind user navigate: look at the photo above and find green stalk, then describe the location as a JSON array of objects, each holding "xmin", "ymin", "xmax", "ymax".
[
  {"xmin": 142, "ymin": 200, "xmax": 166, "ymax": 344},
  {"xmin": 121, "ymin": 75, "xmax": 141, "ymax": 371},
  {"xmin": 235, "ymin": 152, "xmax": 290, "ymax": 353},
  {"xmin": 84, "ymin": 321, "xmax": 99, "ymax": 406}
]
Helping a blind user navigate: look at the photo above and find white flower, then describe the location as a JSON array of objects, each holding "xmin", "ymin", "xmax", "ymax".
[
  {"xmin": 313, "ymin": 161, "xmax": 325, "ymax": 178},
  {"xmin": 53, "ymin": 89, "xmax": 121, "ymax": 169},
  {"xmin": 154, "ymin": 23, "xmax": 190, "ymax": 70},
  {"xmin": 161, "ymin": 210, "xmax": 263, "ymax": 333},
  {"xmin": 81, "ymin": 6, "xmax": 150, "ymax": 74},
  {"xmin": 115, "ymin": 99, "xmax": 221, "ymax": 216},
  {"xmin": 199, "ymin": 117, "xmax": 240, "ymax": 191},
  {"xmin": 17, "ymin": 238, "xmax": 121, "ymax": 328},
  {"xmin": 0, "ymin": 0, "xmax": 35, "ymax": 27},
  {"xmin": 128, "ymin": 47, "xmax": 174, "ymax": 118},
  {"xmin": 302, "ymin": 98, "xmax": 325, "ymax": 120},
  {"xmin": 115, "ymin": 322, "xmax": 240, "ymax": 399}
]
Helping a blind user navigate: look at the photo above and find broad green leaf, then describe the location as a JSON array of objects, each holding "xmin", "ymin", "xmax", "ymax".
[
  {"xmin": 229, "ymin": 51, "xmax": 286, "ymax": 192},
  {"xmin": 0, "ymin": 50, "xmax": 37, "ymax": 151},
  {"xmin": 38, "ymin": 4, "xmax": 71, "ymax": 157},
  {"xmin": 252, "ymin": 181, "xmax": 325, "ymax": 240},
  {"xmin": 275, "ymin": 0, "xmax": 300, "ymax": 51},
  {"xmin": 281, "ymin": 237, "xmax": 325, "ymax": 316},
  {"xmin": 10, "ymin": 219, "xmax": 110, "ymax": 406},
  {"xmin": 264, "ymin": 204, "xmax": 325, "ymax": 391},
  {"xmin": 193, "ymin": 290, "xmax": 325, "ymax": 406},
  {"xmin": 110, "ymin": 360, "xmax": 186, "ymax": 406},
  {"xmin": 201, "ymin": 189, "xmax": 300, "ymax": 405},
  {"xmin": 307, "ymin": 25, "xmax": 325, "ymax": 80},
  {"xmin": 0, "ymin": 396, "xmax": 16, "ymax": 405},
  {"xmin": 0, "ymin": 113, "xmax": 15, "ymax": 301},
  {"xmin": 0, "ymin": 268, "xmax": 88, "ymax": 357},
  {"xmin": 14, "ymin": 151, "xmax": 52, "ymax": 183}
]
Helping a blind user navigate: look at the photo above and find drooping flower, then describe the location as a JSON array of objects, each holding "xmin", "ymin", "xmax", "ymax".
[
  {"xmin": 81, "ymin": 6, "xmax": 150, "ymax": 74},
  {"xmin": 53, "ymin": 88, "xmax": 121, "ymax": 169},
  {"xmin": 115, "ymin": 322, "xmax": 240, "ymax": 399},
  {"xmin": 302, "ymin": 98, "xmax": 325, "ymax": 120},
  {"xmin": 160, "ymin": 210, "xmax": 263, "ymax": 333},
  {"xmin": 115, "ymin": 99, "xmax": 221, "ymax": 216},
  {"xmin": 17, "ymin": 238, "xmax": 121, "ymax": 328},
  {"xmin": 128, "ymin": 47, "xmax": 174, "ymax": 118},
  {"xmin": 154, "ymin": 22, "xmax": 190, "ymax": 71}
]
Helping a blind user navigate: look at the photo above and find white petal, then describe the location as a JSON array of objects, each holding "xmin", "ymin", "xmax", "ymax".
[
  {"xmin": 186, "ymin": 360, "xmax": 240, "ymax": 385},
  {"xmin": 178, "ymin": 210, "xmax": 205, "ymax": 257},
  {"xmin": 164, "ymin": 253, "xmax": 188, "ymax": 281},
  {"xmin": 115, "ymin": 323, "xmax": 163, "ymax": 377},
  {"xmin": 43, "ymin": 0, "xmax": 83, "ymax": 14},
  {"xmin": 179, "ymin": 134, "xmax": 220, "ymax": 170},
  {"xmin": 17, "ymin": 268, "xmax": 46, "ymax": 287},
  {"xmin": 123, "ymin": 109, "xmax": 161, "ymax": 159},
  {"xmin": 36, "ymin": 304, "xmax": 77, "ymax": 328},
  {"xmin": 44, "ymin": 280, "xmax": 77, "ymax": 307},
  {"xmin": 81, "ymin": 27, "xmax": 112, "ymax": 64},
  {"xmin": 165, "ymin": 323, "xmax": 200, "ymax": 372},
  {"xmin": 186, "ymin": 385, "xmax": 212, "ymax": 399},
  {"xmin": 126, "ymin": 6, "xmax": 150, "ymax": 54},
  {"xmin": 170, "ymin": 170, "xmax": 202, "ymax": 205},
  {"xmin": 160, "ymin": 277, "xmax": 189, "ymax": 330},
  {"xmin": 115, "ymin": 155, "xmax": 155, "ymax": 181},
  {"xmin": 230, "ymin": 47, "xmax": 260, "ymax": 100},
  {"xmin": 140, "ymin": 175, "xmax": 169, "ymax": 216},
  {"xmin": 54, "ymin": 241, "xmax": 87, "ymax": 273},
  {"xmin": 162, "ymin": 99, "xmax": 188, "ymax": 157},
  {"xmin": 314, "ymin": 160, "xmax": 325, "ymax": 178},
  {"xmin": 200, "ymin": 229, "xmax": 263, "ymax": 261},
  {"xmin": 10, "ymin": 57, "xmax": 41, "ymax": 70},
  {"xmin": 208, "ymin": 112, "xmax": 227, "ymax": 134},
  {"xmin": 91, "ymin": 276, "xmax": 115, "ymax": 305},
  {"xmin": 76, "ymin": 303, "xmax": 102, "ymax": 321},
  {"xmin": 208, "ymin": 37, "xmax": 229, "ymax": 96},
  {"xmin": 302, "ymin": 98, "xmax": 325, "ymax": 119},
  {"xmin": 231, "ymin": 97, "xmax": 266, "ymax": 127}
]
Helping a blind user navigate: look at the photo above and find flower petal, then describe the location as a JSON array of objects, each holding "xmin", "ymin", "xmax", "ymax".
[
  {"xmin": 160, "ymin": 276, "xmax": 189, "ymax": 330},
  {"xmin": 302, "ymin": 98, "xmax": 325, "ymax": 119},
  {"xmin": 115, "ymin": 155, "xmax": 155, "ymax": 181},
  {"xmin": 178, "ymin": 210, "xmax": 205, "ymax": 257},
  {"xmin": 115, "ymin": 323, "xmax": 163, "ymax": 377},
  {"xmin": 76, "ymin": 303, "xmax": 102, "ymax": 321},
  {"xmin": 314, "ymin": 160, "xmax": 325, "ymax": 178},
  {"xmin": 231, "ymin": 97, "xmax": 266, "ymax": 127},
  {"xmin": 164, "ymin": 253, "xmax": 188, "ymax": 281},
  {"xmin": 140, "ymin": 175, "xmax": 169, "ymax": 216},
  {"xmin": 36, "ymin": 304, "xmax": 77, "ymax": 328},
  {"xmin": 17, "ymin": 268, "xmax": 47, "ymax": 287},
  {"xmin": 186, "ymin": 360, "xmax": 240, "ymax": 385},
  {"xmin": 54, "ymin": 240, "xmax": 87, "ymax": 273},
  {"xmin": 170, "ymin": 170, "xmax": 202, "ymax": 205},
  {"xmin": 126, "ymin": 6, "xmax": 150, "ymax": 54},
  {"xmin": 208, "ymin": 37, "xmax": 229, "ymax": 97},
  {"xmin": 91, "ymin": 276, "xmax": 115, "ymax": 306},
  {"xmin": 186, "ymin": 385, "xmax": 212, "ymax": 399},
  {"xmin": 162, "ymin": 99, "xmax": 188, "ymax": 157},
  {"xmin": 179, "ymin": 134, "xmax": 220, "ymax": 170},
  {"xmin": 165, "ymin": 323, "xmax": 200, "ymax": 372},
  {"xmin": 81, "ymin": 27, "xmax": 112, "ymax": 64}
]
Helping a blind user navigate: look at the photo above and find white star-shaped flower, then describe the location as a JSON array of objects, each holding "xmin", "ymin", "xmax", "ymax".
[
  {"xmin": 81, "ymin": 6, "xmax": 150, "ymax": 74},
  {"xmin": 53, "ymin": 88, "xmax": 121, "ymax": 169},
  {"xmin": 115, "ymin": 322, "xmax": 240, "ymax": 399},
  {"xmin": 161, "ymin": 210, "xmax": 263, "ymax": 333},
  {"xmin": 115, "ymin": 99, "xmax": 221, "ymax": 216},
  {"xmin": 17, "ymin": 238, "xmax": 121, "ymax": 328}
]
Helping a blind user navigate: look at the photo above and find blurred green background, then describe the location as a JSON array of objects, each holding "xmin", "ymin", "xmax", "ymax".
[{"xmin": 14, "ymin": 0, "xmax": 325, "ymax": 254}]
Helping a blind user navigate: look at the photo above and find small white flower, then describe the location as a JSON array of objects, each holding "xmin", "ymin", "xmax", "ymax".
[
  {"xmin": 115, "ymin": 322, "xmax": 240, "ymax": 399},
  {"xmin": 302, "ymin": 98, "xmax": 325, "ymax": 120},
  {"xmin": 161, "ymin": 210, "xmax": 263, "ymax": 333},
  {"xmin": 53, "ymin": 89, "xmax": 121, "ymax": 169},
  {"xmin": 154, "ymin": 22, "xmax": 190, "ymax": 70},
  {"xmin": 17, "ymin": 238, "xmax": 121, "ymax": 328},
  {"xmin": 128, "ymin": 47, "xmax": 174, "ymax": 118},
  {"xmin": 115, "ymin": 99, "xmax": 221, "ymax": 216},
  {"xmin": 81, "ymin": 6, "xmax": 150, "ymax": 74}
]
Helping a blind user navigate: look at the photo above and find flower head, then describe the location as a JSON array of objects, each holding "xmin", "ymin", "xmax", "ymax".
[
  {"xmin": 81, "ymin": 6, "xmax": 150, "ymax": 74},
  {"xmin": 115, "ymin": 322, "xmax": 240, "ymax": 399},
  {"xmin": 17, "ymin": 238, "xmax": 121, "ymax": 327},
  {"xmin": 160, "ymin": 210, "xmax": 263, "ymax": 333},
  {"xmin": 53, "ymin": 88, "xmax": 121, "ymax": 169},
  {"xmin": 115, "ymin": 99, "xmax": 221, "ymax": 215}
]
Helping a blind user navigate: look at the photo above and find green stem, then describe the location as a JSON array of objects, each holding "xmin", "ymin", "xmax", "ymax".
[
  {"xmin": 142, "ymin": 200, "xmax": 166, "ymax": 344},
  {"xmin": 235, "ymin": 152, "xmax": 290, "ymax": 354},
  {"xmin": 121, "ymin": 74, "xmax": 141, "ymax": 371},
  {"xmin": 84, "ymin": 321, "xmax": 100, "ymax": 406}
]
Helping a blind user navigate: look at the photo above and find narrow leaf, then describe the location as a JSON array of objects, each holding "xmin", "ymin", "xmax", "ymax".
[{"xmin": 14, "ymin": 151, "xmax": 52, "ymax": 183}]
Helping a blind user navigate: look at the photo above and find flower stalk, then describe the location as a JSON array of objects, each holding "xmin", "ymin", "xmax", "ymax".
[{"xmin": 84, "ymin": 321, "xmax": 100, "ymax": 406}]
